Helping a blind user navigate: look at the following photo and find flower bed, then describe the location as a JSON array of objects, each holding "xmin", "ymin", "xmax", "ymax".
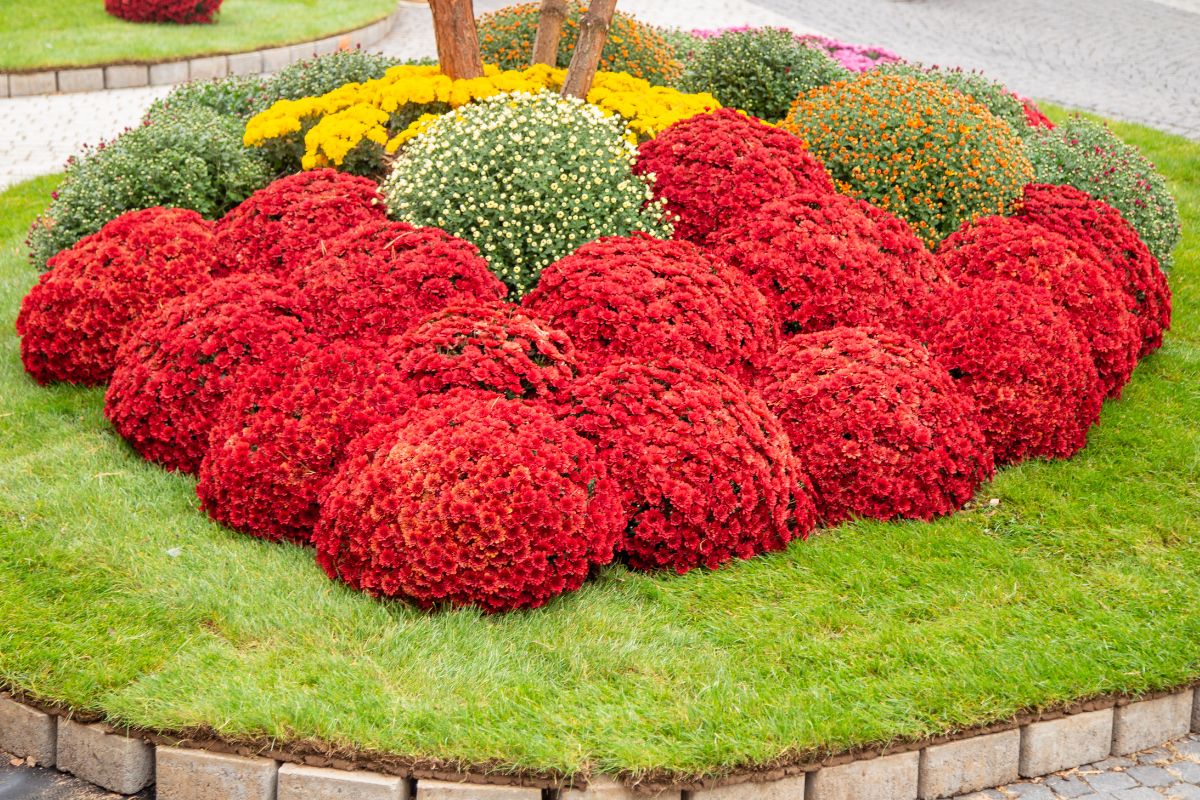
[{"xmin": 2, "ymin": 16, "xmax": 1193, "ymax": 785}]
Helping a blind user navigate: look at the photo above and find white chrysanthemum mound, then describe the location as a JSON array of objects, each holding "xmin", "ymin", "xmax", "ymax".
[{"xmin": 383, "ymin": 90, "xmax": 673, "ymax": 296}]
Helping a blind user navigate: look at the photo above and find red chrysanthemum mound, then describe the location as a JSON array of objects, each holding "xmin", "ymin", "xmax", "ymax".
[
  {"xmin": 395, "ymin": 301, "xmax": 579, "ymax": 402},
  {"xmin": 633, "ymin": 109, "xmax": 833, "ymax": 245},
  {"xmin": 563, "ymin": 356, "xmax": 817, "ymax": 574},
  {"xmin": 105, "ymin": 0, "xmax": 221, "ymax": 23},
  {"xmin": 293, "ymin": 219, "xmax": 507, "ymax": 341},
  {"xmin": 923, "ymin": 280, "xmax": 1102, "ymax": 465},
  {"xmin": 16, "ymin": 207, "xmax": 216, "ymax": 386},
  {"xmin": 104, "ymin": 274, "xmax": 315, "ymax": 474},
  {"xmin": 759, "ymin": 326, "xmax": 994, "ymax": 525},
  {"xmin": 523, "ymin": 235, "xmax": 777, "ymax": 381},
  {"xmin": 313, "ymin": 389, "xmax": 624, "ymax": 612},
  {"xmin": 710, "ymin": 192, "xmax": 953, "ymax": 337},
  {"xmin": 937, "ymin": 215, "xmax": 1140, "ymax": 398},
  {"xmin": 198, "ymin": 340, "xmax": 416, "ymax": 543},
  {"xmin": 213, "ymin": 169, "xmax": 386, "ymax": 276},
  {"xmin": 1017, "ymin": 183, "xmax": 1171, "ymax": 358}
]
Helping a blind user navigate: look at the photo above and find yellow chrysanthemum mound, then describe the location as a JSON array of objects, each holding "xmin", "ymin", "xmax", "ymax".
[{"xmin": 243, "ymin": 64, "xmax": 720, "ymax": 174}]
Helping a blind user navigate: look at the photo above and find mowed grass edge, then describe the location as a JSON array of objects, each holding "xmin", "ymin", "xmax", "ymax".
[
  {"xmin": 0, "ymin": 0, "xmax": 397, "ymax": 72},
  {"xmin": 0, "ymin": 109, "xmax": 1197, "ymax": 780}
]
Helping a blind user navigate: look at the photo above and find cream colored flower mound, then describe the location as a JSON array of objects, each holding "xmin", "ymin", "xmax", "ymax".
[{"xmin": 382, "ymin": 90, "xmax": 673, "ymax": 296}]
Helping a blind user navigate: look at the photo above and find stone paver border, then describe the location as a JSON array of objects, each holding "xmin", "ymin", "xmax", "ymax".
[
  {"xmin": 2, "ymin": 686, "xmax": 1199, "ymax": 798},
  {"xmin": 0, "ymin": 4, "xmax": 407, "ymax": 97}
]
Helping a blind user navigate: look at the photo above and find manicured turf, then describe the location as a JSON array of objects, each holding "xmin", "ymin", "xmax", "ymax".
[
  {"xmin": 0, "ymin": 110, "xmax": 1197, "ymax": 781},
  {"xmin": 0, "ymin": 0, "xmax": 396, "ymax": 71}
]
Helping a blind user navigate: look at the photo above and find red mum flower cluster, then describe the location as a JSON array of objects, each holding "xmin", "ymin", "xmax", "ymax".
[
  {"xmin": 104, "ymin": 274, "xmax": 316, "ymax": 474},
  {"xmin": 395, "ymin": 302, "xmax": 579, "ymax": 401},
  {"xmin": 759, "ymin": 326, "xmax": 994, "ymax": 524},
  {"xmin": 710, "ymin": 192, "xmax": 952, "ymax": 337},
  {"xmin": 105, "ymin": 0, "xmax": 222, "ymax": 23},
  {"xmin": 214, "ymin": 170, "xmax": 386, "ymax": 276},
  {"xmin": 292, "ymin": 219, "xmax": 506, "ymax": 341},
  {"xmin": 198, "ymin": 340, "xmax": 416, "ymax": 544},
  {"xmin": 564, "ymin": 356, "xmax": 817, "ymax": 574},
  {"xmin": 524, "ymin": 235, "xmax": 778, "ymax": 381},
  {"xmin": 17, "ymin": 207, "xmax": 216, "ymax": 386},
  {"xmin": 314, "ymin": 389, "xmax": 624, "ymax": 612},
  {"xmin": 633, "ymin": 109, "xmax": 833, "ymax": 245},
  {"xmin": 937, "ymin": 215, "xmax": 1140, "ymax": 398},
  {"xmin": 1017, "ymin": 183, "xmax": 1171, "ymax": 357},
  {"xmin": 923, "ymin": 280, "xmax": 1102, "ymax": 465},
  {"xmin": 1017, "ymin": 95, "xmax": 1055, "ymax": 129}
]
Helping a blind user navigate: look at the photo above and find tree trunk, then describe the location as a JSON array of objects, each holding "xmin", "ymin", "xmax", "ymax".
[
  {"xmin": 560, "ymin": 0, "xmax": 617, "ymax": 98},
  {"xmin": 429, "ymin": 0, "xmax": 485, "ymax": 80},
  {"xmin": 531, "ymin": 0, "xmax": 569, "ymax": 66}
]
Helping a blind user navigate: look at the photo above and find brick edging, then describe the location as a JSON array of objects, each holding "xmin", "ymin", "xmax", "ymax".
[
  {"xmin": 0, "ymin": 3, "xmax": 408, "ymax": 97},
  {"xmin": 2, "ymin": 686, "xmax": 1199, "ymax": 799}
]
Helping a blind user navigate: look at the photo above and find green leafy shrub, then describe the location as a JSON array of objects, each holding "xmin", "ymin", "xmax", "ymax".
[
  {"xmin": 1025, "ymin": 115, "xmax": 1182, "ymax": 268},
  {"xmin": 384, "ymin": 91, "xmax": 672, "ymax": 296},
  {"xmin": 873, "ymin": 62, "xmax": 1031, "ymax": 138},
  {"xmin": 257, "ymin": 50, "xmax": 407, "ymax": 111},
  {"xmin": 476, "ymin": 2, "xmax": 681, "ymax": 86},
  {"xmin": 28, "ymin": 105, "xmax": 272, "ymax": 270},
  {"xmin": 785, "ymin": 72, "xmax": 1033, "ymax": 247},
  {"xmin": 146, "ymin": 75, "xmax": 271, "ymax": 121},
  {"xmin": 679, "ymin": 28, "xmax": 849, "ymax": 121}
]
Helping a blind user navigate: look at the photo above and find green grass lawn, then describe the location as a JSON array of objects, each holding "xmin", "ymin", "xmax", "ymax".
[
  {"xmin": 0, "ymin": 110, "xmax": 1198, "ymax": 782},
  {"xmin": 0, "ymin": 0, "xmax": 397, "ymax": 71}
]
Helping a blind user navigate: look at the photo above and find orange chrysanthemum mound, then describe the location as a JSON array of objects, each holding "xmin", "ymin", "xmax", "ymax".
[{"xmin": 784, "ymin": 72, "xmax": 1033, "ymax": 247}]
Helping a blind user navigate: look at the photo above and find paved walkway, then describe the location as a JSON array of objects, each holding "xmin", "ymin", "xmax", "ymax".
[
  {"xmin": 958, "ymin": 734, "xmax": 1200, "ymax": 800},
  {"xmin": 754, "ymin": 0, "xmax": 1200, "ymax": 140}
]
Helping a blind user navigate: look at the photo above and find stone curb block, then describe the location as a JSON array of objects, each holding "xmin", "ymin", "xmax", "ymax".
[
  {"xmin": 189, "ymin": 55, "xmax": 229, "ymax": 81},
  {"xmin": 417, "ymin": 779, "xmax": 542, "ymax": 800},
  {"xmin": 0, "ymin": 693, "xmax": 57, "ymax": 766},
  {"xmin": 0, "ymin": 74, "xmax": 8, "ymax": 97},
  {"xmin": 1193, "ymin": 689, "xmax": 1200, "ymax": 733},
  {"xmin": 1020, "ymin": 708, "xmax": 1114, "ymax": 777},
  {"xmin": 1112, "ymin": 690, "xmax": 1195, "ymax": 755},
  {"xmin": 104, "ymin": 64, "xmax": 149, "ymax": 89},
  {"xmin": 807, "ymin": 752, "xmax": 919, "ymax": 800},
  {"xmin": 562, "ymin": 777, "xmax": 643, "ymax": 800},
  {"xmin": 150, "ymin": 60, "xmax": 190, "ymax": 86},
  {"xmin": 56, "ymin": 719, "xmax": 154, "ymax": 795},
  {"xmin": 687, "ymin": 776, "xmax": 803, "ymax": 800},
  {"xmin": 57, "ymin": 68, "xmax": 105, "ymax": 93},
  {"xmin": 156, "ymin": 746, "xmax": 278, "ymax": 799},
  {"xmin": 228, "ymin": 51, "xmax": 265, "ymax": 76},
  {"xmin": 9, "ymin": 72, "xmax": 57, "ymax": 96},
  {"xmin": 279, "ymin": 762, "xmax": 410, "ymax": 799},
  {"xmin": 260, "ymin": 45, "xmax": 294, "ymax": 73},
  {"xmin": 919, "ymin": 728, "xmax": 1020, "ymax": 799}
]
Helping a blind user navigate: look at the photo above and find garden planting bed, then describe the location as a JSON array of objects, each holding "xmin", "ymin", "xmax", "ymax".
[{"xmin": 2, "ymin": 9, "xmax": 1200, "ymax": 798}]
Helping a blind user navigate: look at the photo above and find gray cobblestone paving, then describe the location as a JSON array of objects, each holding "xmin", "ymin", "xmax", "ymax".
[
  {"xmin": 956, "ymin": 734, "xmax": 1200, "ymax": 800},
  {"xmin": 754, "ymin": 0, "xmax": 1200, "ymax": 139}
]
